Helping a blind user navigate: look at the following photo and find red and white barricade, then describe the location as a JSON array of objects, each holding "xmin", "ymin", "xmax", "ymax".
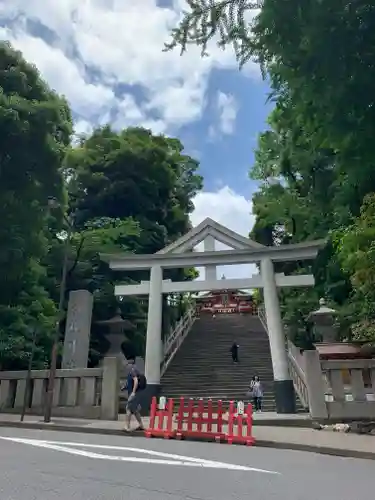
[
  {"xmin": 145, "ymin": 396, "xmax": 175, "ymax": 439},
  {"xmin": 176, "ymin": 397, "xmax": 226, "ymax": 442},
  {"xmin": 226, "ymin": 400, "xmax": 255, "ymax": 445},
  {"xmin": 145, "ymin": 396, "xmax": 255, "ymax": 445}
]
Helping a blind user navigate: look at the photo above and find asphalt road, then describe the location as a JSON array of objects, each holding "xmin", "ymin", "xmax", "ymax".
[{"xmin": 0, "ymin": 427, "xmax": 374, "ymax": 500}]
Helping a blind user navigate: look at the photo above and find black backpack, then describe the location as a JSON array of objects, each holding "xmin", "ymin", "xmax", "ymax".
[{"xmin": 137, "ymin": 373, "xmax": 147, "ymax": 391}]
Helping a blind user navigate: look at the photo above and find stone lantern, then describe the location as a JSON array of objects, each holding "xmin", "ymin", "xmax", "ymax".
[
  {"xmin": 308, "ymin": 298, "xmax": 338, "ymax": 343},
  {"xmin": 95, "ymin": 308, "xmax": 133, "ymax": 368}
]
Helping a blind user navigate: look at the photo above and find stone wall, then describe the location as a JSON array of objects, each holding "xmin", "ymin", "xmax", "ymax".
[{"xmin": 0, "ymin": 357, "xmax": 119, "ymax": 420}]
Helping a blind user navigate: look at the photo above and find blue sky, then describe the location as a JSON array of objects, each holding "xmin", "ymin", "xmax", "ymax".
[{"xmin": 0, "ymin": 0, "xmax": 272, "ymax": 278}]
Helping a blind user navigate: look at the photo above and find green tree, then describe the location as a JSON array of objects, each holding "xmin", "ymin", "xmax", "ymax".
[
  {"xmin": 0, "ymin": 42, "xmax": 72, "ymax": 369},
  {"xmin": 335, "ymin": 194, "xmax": 375, "ymax": 344},
  {"xmin": 57, "ymin": 127, "xmax": 203, "ymax": 362},
  {"xmin": 0, "ymin": 42, "xmax": 203, "ymax": 369},
  {"xmin": 167, "ymin": 1, "xmax": 375, "ymax": 214},
  {"xmin": 67, "ymin": 126, "xmax": 202, "ymax": 245},
  {"xmin": 166, "ymin": 1, "xmax": 375, "ymax": 343}
]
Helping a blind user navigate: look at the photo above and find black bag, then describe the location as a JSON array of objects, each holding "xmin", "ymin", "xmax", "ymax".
[{"xmin": 137, "ymin": 373, "xmax": 147, "ymax": 391}]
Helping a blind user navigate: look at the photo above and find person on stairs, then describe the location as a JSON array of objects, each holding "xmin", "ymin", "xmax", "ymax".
[
  {"xmin": 230, "ymin": 341, "xmax": 239, "ymax": 363},
  {"xmin": 123, "ymin": 357, "xmax": 146, "ymax": 432},
  {"xmin": 250, "ymin": 375, "xmax": 263, "ymax": 412}
]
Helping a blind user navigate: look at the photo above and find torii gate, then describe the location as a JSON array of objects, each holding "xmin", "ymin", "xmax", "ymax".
[{"xmin": 101, "ymin": 217, "xmax": 324, "ymax": 413}]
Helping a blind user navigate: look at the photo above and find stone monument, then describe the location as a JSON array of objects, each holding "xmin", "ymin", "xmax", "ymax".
[
  {"xmin": 62, "ymin": 289, "xmax": 93, "ymax": 369},
  {"xmin": 308, "ymin": 298, "xmax": 338, "ymax": 343}
]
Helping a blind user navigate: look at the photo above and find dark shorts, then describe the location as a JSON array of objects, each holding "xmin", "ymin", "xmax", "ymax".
[{"xmin": 126, "ymin": 392, "xmax": 142, "ymax": 414}]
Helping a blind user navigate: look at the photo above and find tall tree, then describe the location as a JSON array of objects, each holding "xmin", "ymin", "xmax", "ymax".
[
  {"xmin": 167, "ymin": 0, "xmax": 375, "ymax": 214},
  {"xmin": 335, "ymin": 194, "xmax": 375, "ymax": 344},
  {"xmin": 166, "ymin": 1, "xmax": 375, "ymax": 343},
  {"xmin": 60, "ymin": 126, "xmax": 203, "ymax": 362},
  {"xmin": 0, "ymin": 42, "xmax": 203, "ymax": 369},
  {"xmin": 0, "ymin": 42, "xmax": 72, "ymax": 369},
  {"xmin": 67, "ymin": 126, "xmax": 202, "ymax": 244}
]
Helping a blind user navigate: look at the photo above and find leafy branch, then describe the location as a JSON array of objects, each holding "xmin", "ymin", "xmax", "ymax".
[{"xmin": 164, "ymin": 0, "xmax": 262, "ymax": 66}]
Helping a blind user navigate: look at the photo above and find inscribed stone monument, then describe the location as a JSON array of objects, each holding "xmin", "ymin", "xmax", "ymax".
[{"xmin": 62, "ymin": 289, "xmax": 93, "ymax": 368}]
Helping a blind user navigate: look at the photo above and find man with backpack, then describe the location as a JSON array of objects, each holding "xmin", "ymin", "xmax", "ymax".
[{"xmin": 123, "ymin": 357, "xmax": 147, "ymax": 432}]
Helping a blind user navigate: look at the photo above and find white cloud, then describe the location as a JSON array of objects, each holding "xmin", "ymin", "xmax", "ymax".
[
  {"xmin": 191, "ymin": 186, "xmax": 258, "ymax": 280},
  {"xmin": 208, "ymin": 91, "xmax": 238, "ymax": 139},
  {"xmin": 0, "ymin": 27, "xmax": 117, "ymax": 118},
  {"xmin": 0, "ymin": 1, "xmax": 260, "ymax": 134},
  {"xmin": 217, "ymin": 91, "xmax": 238, "ymax": 135}
]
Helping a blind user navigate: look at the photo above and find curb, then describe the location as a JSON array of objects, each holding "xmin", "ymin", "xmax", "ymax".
[
  {"xmin": 175, "ymin": 415, "xmax": 312, "ymax": 428},
  {"xmin": 0, "ymin": 420, "xmax": 374, "ymax": 460},
  {"xmin": 0, "ymin": 421, "xmax": 134, "ymax": 437},
  {"xmin": 254, "ymin": 439, "xmax": 375, "ymax": 461},
  {"xmin": 252, "ymin": 419, "xmax": 312, "ymax": 428}
]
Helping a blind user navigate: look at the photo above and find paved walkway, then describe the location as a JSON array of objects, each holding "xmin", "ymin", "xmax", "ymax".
[{"xmin": 0, "ymin": 413, "xmax": 374, "ymax": 459}]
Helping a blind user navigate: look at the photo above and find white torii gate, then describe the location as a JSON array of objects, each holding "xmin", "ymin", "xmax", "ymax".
[{"xmin": 102, "ymin": 217, "xmax": 325, "ymax": 413}]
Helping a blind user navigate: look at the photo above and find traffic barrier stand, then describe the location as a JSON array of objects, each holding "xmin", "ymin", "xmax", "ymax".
[
  {"xmin": 145, "ymin": 396, "xmax": 175, "ymax": 439},
  {"xmin": 175, "ymin": 397, "xmax": 226, "ymax": 442},
  {"xmin": 226, "ymin": 400, "xmax": 255, "ymax": 446}
]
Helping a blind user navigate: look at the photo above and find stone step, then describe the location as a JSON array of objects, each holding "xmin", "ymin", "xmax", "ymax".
[
  {"xmin": 166, "ymin": 359, "xmax": 273, "ymax": 364},
  {"xmin": 162, "ymin": 378, "xmax": 274, "ymax": 384},
  {"xmin": 162, "ymin": 385, "xmax": 274, "ymax": 391},
  {"xmin": 159, "ymin": 314, "xmax": 308, "ymax": 414},
  {"xmin": 163, "ymin": 395, "xmax": 276, "ymax": 403},
  {"xmin": 163, "ymin": 395, "xmax": 276, "ymax": 402},
  {"xmin": 166, "ymin": 372, "xmax": 273, "ymax": 376},
  {"xmin": 161, "ymin": 314, "xmax": 280, "ymax": 412},
  {"xmin": 164, "ymin": 400, "xmax": 277, "ymax": 411},
  {"xmin": 162, "ymin": 376, "xmax": 274, "ymax": 381}
]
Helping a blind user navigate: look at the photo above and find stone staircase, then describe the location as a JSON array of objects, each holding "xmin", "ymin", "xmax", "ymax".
[{"xmin": 161, "ymin": 314, "xmax": 278, "ymax": 411}]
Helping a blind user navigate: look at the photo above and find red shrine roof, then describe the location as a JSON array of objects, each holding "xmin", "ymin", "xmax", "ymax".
[{"xmin": 194, "ymin": 289, "xmax": 253, "ymax": 299}]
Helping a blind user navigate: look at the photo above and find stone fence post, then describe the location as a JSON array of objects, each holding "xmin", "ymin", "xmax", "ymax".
[
  {"xmin": 303, "ymin": 349, "xmax": 328, "ymax": 421},
  {"xmin": 100, "ymin": 356, "xmax": 120, "ymax": 420}
]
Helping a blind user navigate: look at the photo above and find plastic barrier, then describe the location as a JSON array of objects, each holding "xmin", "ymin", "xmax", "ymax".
[
  {"xmin": 175, "ymin": 397, "xmax": 226, "ymax": 442},
  {"xmin": 145, "ymin": 396, "xmax": 175, "ymax": 439},
  {"xmin": 226, "ymin": 400, "xmax": 255, "ymax": 445},
  {"xmin": 145, "ymin": 397, "xmax": 255, "ymax": 445}
]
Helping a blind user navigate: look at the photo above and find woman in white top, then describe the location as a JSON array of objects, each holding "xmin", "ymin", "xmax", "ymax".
[{"xmin": 250, "ymin": 375, "xmax": 263, "ymax": 412}]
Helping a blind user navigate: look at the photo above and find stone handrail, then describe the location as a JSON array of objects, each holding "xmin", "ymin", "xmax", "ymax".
[
  {"xmin": 304, "ymin": 351, "xmax": 375, "ymax": 421},
  {"xmin": 161, "ymin": 305, "xmax": 196, "ymax": 377},
  {"xmin": 0, "ymin": 356, "xmax": 119, "ymax": 420},
  {"xmin": 287, "ymin": 341, "xmax": 309, "ymax": 409}
]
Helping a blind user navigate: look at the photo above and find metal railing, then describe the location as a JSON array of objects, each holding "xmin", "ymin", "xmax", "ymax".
[
  {"xmin": 257, "ymin": 304, "xmax": 267, "ymax": 333},
  {"xmin": 160, "ymin": 305, "xmax": 197, "ymax": 377}
]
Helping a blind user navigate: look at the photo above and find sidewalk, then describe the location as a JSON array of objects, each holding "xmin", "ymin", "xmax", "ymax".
[{"xmin": 0, "ymin": 413, "xmax": 374, "ymax": 460}]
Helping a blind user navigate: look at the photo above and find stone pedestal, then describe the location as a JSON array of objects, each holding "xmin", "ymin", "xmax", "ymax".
[{"xmin": 62, "ymin": 290, "xmax": 93, "ymax": 369}]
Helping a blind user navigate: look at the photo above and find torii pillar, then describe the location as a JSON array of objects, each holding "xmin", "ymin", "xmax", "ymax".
[{"xmin": 261, "ymin": 258, "xmax": 296, "ymax": 413}]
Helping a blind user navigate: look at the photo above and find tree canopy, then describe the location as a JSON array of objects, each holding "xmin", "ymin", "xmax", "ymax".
[
  {"xmin": 0, "ymin": 41, "xmax": 72, "ymax": 369},
  {"xmin": 0, "ymin": 41, "xmax": 202, "ymax": 369},
  {"xmin": 167, "ymin": 0, "xmax": 375, "ymax": 345}
]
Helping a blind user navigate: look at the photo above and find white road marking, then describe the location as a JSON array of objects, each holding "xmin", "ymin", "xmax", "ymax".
[{"xmin": 0, "ymin": 436, "xmax": 279, "ymax": 474}]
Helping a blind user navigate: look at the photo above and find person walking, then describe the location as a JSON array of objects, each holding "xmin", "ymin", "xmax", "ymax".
[
  {"xmin": 230, "ymin": 341, "xmax": 239, "ymax": 363},
  {"xmin": 250, "ymin": 375, "xmax": 263, "ymax": 412},
  {"xmin": 123, "ymin": 357, "xmax": 147, "ymax": 432}
]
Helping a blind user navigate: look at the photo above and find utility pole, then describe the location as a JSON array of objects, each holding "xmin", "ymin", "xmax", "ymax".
[{"xmin": 44, "ymin": 197, "xmax": 73, "ymax": 423}]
